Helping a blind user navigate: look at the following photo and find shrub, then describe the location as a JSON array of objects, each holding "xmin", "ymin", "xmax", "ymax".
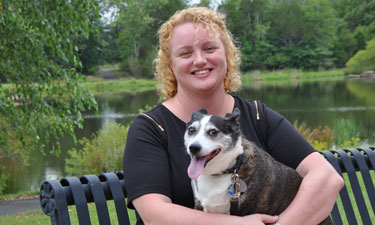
[
  {"xmin": 346, "ymin": 39, "xmax": 375, "ymax": 74},
  {"xmin": 333, "ymin": 117, "xmax": 360, "ymax": 149},
  {"xmin": 0, "ymin": 119, "xmax": 31, "ymax": 194},
  {"xmin": 65, "ymin": 122, "xmax": 129, "ymax": 176},
  {"xmin": 295, "ymin": 118, "xmax": 362, "ymax": 151},
  {"xmin": 295, "ymin": 121, "xmax": 333, "ymax": 151}
]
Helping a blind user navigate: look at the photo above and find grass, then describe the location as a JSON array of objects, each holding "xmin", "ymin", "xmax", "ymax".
[
  {"xmin": 0, "ymin": 191, "xmax": 39, "ymax": 201},
  {"xmin": 98, "ymin": 64, "xmax": 121, "ymax": 70},
  {"xmin": 242, "ymin": 68, "xmax": 346, "ymax": 81},
  {"xmin": 0, "ymin": 200, "xmax": 137, "ymax": 225},
  {"xmin": 241, "ymin": 68, "xmax": 346, "ymax": 87},
  {"xmin": 81, "ymin": 79, "xmax": 156, "ymax": 95}
]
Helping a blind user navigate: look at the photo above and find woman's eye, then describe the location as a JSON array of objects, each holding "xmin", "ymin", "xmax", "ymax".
[
  {"xmin": 180, "ymin": 51, "xmax": 192, "ymax": 57},
  {"xmin": 205, "ymin": 46, "xmax": 216, "ymax": 52},
  {"xmin": 207, "ymin": 129, "xmax": 218, "ymax": 136}
]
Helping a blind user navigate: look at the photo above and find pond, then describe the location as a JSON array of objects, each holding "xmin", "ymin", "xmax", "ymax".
[{"xmin": 8, "ymin": 77, "xmax": 375, "ymax": 194}]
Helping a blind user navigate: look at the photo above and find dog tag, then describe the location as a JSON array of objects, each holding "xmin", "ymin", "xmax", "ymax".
[
  {"xmin": 238, "ymin": 179, "xmax": 247, "ymax": 192},
  {"xmin": 227, "ymin": 184, "xmax": 235, "ymax": 196}
]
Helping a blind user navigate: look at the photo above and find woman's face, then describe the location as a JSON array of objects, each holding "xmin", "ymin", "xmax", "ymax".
[{"xmin": 169, "ymin": 22, "xmax": 227, "ymax": 96}]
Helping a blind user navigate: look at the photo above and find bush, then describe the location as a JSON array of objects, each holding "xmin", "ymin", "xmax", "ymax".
[
  {"xmin": 0, "ymin": 119, "xmax": 31, "ymax": 194},
  {"xmin": 0, "ymin": 166, "xmax": 8, "ymax": 195},
  {"xmin": 346, "ymin": 39, "xmax": 375, "ymax": 74},
  {"xmin": 295, "ymin": 121, "xmax": 333, "ymax": 151},
  {"xmin": 333, "ymin": 117, "xmax": 360, "ymax": 149},
  {"xmin": 65, "ymin": 122, "xmax": 129, "ymax": 176},
  {"xmin": 295, "ymin": 118, "xmax": 362, "ymax": 151}
]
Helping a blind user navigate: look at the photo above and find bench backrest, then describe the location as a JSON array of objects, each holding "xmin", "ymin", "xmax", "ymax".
[
  {"xmin": 40, "ymin": 172, "xmax": 130, "ymax": 225},
  {"xmin": 321, "ymin": 147, "xmax": 375, "ymax": 225},
  {"xmin": 40, "ymin": 147, "xmax": 375, "ymax": 225}
]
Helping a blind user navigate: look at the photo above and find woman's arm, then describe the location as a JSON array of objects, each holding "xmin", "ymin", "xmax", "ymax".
[
  {"xmin": 133, "ymin": 193, "xmax": 278, "ymax": 225},
  {"xmin": 278, "ymin": 152, "xmax": 344, "ymax": 225}
]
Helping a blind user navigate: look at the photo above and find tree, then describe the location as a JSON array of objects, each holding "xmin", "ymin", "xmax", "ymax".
[
  {"xmin": 0, "ymin": 1, "xmax": 99, "ymax": 153},
  {"xmin": 266, "ymin": 0, "xmax": 338, "ymax": 69},
  {"xmin": 115, "ymin": 0, "xmax": 154, "ymax": 76},
  {"xmin": 331, "ymin": 0, "xmax": 375, "ymax": 67},
  {"xmin": 219, "ymin": 0, "xmax": 271, "ymax": 70},
  {"xmin": 331, "ymin": 25, "xmax": 357, "ymax": 67},
  {"xmin": 100, "ymin": 24, "xmax": 122, "ymax": 65},
  {"xmin": 115, "ymin": 0, "xmax": 187, "ymax": 77},
  {"xmin": 337, "ymin": 0, "xmax": 375, "ymax": 31}
]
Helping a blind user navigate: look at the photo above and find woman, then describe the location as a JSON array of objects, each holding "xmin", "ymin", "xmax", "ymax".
[{"xmin": 123, "ymin": 7, "xmax": 343, "ymax": 225}]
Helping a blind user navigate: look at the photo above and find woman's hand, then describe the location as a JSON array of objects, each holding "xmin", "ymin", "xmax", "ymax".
[{"xmin": 240, "ymin": 214, "xmax": 278, "ymax": 225}]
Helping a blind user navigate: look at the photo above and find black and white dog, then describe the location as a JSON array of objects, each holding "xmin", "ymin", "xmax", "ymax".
[{"xmin": 184, "ymin": 108, "xmax": 332, "ymax": 224}]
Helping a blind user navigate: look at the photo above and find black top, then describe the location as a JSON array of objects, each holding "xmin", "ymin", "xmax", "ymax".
[{"xmin": 123, "ymin": 95, "xmax": 315, "ymax": 224}]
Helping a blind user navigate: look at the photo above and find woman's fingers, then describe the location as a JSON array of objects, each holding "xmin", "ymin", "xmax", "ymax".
[{"xmin": 242, "ymin": 214, "xmax": 278, "ymax": 225}]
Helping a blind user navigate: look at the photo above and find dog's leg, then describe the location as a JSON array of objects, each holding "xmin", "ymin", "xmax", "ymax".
[{"xmin": 194, "ymin": 198, "xmax": 204, "ymax": 211}]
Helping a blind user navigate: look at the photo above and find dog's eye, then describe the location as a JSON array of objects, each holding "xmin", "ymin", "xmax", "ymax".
[
  {"xmin": 187, "ymin": 127, "xmax": 196, "ymax": 135},
  {"xmin": 207, "ymin": 129, "xmax": 218, "ymax": 136}
]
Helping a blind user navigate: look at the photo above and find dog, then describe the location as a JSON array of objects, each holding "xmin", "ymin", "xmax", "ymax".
[{"xmin": 184, "ymin": 108, "xmax": 332, "ymax": 224}]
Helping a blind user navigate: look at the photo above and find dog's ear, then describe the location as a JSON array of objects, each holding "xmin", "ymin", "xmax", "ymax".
[
  {"xmin": 192, "ymin": 108, "xmax": 208, "ymax": 120},
  {"xmin": 232, "ymin": 108, "xmax": 240, "ymax": 118},
  {"xmin": 225, "ymin": 108, "xmax": 240, "ymax": 119},
  {"xmin": 226, "ymin": 108, "xmax": 240, "ymax": 131}
]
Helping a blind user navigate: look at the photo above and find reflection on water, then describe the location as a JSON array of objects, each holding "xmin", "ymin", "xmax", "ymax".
[
  {"xmin": 84, "ymin": 113, "xmax": 138, "ymax": 119},
  {"xmin": 327, "ymin": 106, "xmax": 375, "ymax": 112},
  {"xmin": 9, "ymin": 78, "xmax": 375, "ymax": 193}
]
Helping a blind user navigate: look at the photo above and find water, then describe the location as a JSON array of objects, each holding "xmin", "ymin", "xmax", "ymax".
[{"xmin": 8, "ymin": 77, "xmax": 375, "ymax": 194}]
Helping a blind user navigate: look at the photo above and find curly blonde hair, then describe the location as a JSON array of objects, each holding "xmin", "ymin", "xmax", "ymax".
[{"xmin": 154, "ymin": 7, "xmax": 242, "ymax": 100}]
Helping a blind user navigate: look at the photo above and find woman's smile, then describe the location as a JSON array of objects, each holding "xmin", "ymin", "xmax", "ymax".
[{"xmin": 192, "ymin": 69, "xmax": 212, "ymax": 76}]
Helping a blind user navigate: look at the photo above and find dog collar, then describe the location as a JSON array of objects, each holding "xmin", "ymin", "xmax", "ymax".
[{"xmin": 223, "ymin": 154, "xmax": 244, "ymax": 174}]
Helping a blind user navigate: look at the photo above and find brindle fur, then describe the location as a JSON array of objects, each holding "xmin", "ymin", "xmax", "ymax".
[{"xmin": 232, "ymin": 137, "xmax": 332, "ymax": 224}]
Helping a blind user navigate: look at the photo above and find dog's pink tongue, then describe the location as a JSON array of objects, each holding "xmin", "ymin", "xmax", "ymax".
[{"xmin": 188, "ymin": 156, "xmax": 207, "ymax": 179}]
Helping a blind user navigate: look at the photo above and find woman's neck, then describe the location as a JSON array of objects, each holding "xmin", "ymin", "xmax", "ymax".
[{"xmin": 162, "ymin": 90, "xmax": 235, "ymax": 123}]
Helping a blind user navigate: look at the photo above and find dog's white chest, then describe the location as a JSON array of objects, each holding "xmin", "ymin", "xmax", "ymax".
[{"xmin": 192, "ymin": 174, "xmax": 232, "ymax": 214}]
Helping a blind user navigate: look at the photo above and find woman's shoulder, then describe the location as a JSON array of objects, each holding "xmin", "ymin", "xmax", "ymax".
[
  {"xmin": 233, "ymin": 95, "xmax": 264, "ymax": 117},
  {"xmin": 233, "ymin": 95, "xmax": 260, "ymax": 109},
  {"xmin": 131, "ymin": 104, "xmax": 165, "ymax": 129},
  {"xmin": 233, "ymin": 95, "xmax": 282, "ymax": 119},
  {"xmin": 132, "ymin": 103, "xmax": 184, "ymax": 133}
]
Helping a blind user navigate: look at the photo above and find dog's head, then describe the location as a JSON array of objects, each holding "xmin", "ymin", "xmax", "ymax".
[{"xmin": 185, "ymin": 108, "xmax": 243, "ymax": 179}]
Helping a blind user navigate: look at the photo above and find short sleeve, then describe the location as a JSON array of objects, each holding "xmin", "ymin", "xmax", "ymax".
[
  {"xmin": 123, "ymin": 115, "xmax": 171, "ymax": 209},
  {"xmin": 264, "ymin": 106, "xmax": 316, "ymax": 169}
]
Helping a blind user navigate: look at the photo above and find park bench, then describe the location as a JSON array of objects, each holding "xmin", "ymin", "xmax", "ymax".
[{"xmin": 40, "ymin": 147, "xmax": 375, "ymax": 225}]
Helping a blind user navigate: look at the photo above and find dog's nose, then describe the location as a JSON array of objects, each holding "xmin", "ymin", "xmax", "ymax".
[{"xmin": 189, "ymin": 144, "xmax": 201, "ymax": 155}]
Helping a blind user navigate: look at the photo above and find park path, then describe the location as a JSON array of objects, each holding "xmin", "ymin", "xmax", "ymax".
[
  {"xmin": 98, "ymin": 68, "xmax": 119, "ymax": 80},
  {"xmin": 0, "ymin": 197, "xmax": 40, "ymax": 216}
]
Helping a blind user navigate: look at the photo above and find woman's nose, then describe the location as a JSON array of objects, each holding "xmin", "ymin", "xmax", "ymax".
[{"xmin": 193, "ymin": 51, "xmax": 207, "ymax": 67}]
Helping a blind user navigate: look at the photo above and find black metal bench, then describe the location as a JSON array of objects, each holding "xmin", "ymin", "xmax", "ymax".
[
  {"xmin": 321, "ymin": 147, "xmax": 375, "ymax": 225},
  {"xmin": 40, "ymin": 147, "xmax": 375, "ymax": 225}
]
